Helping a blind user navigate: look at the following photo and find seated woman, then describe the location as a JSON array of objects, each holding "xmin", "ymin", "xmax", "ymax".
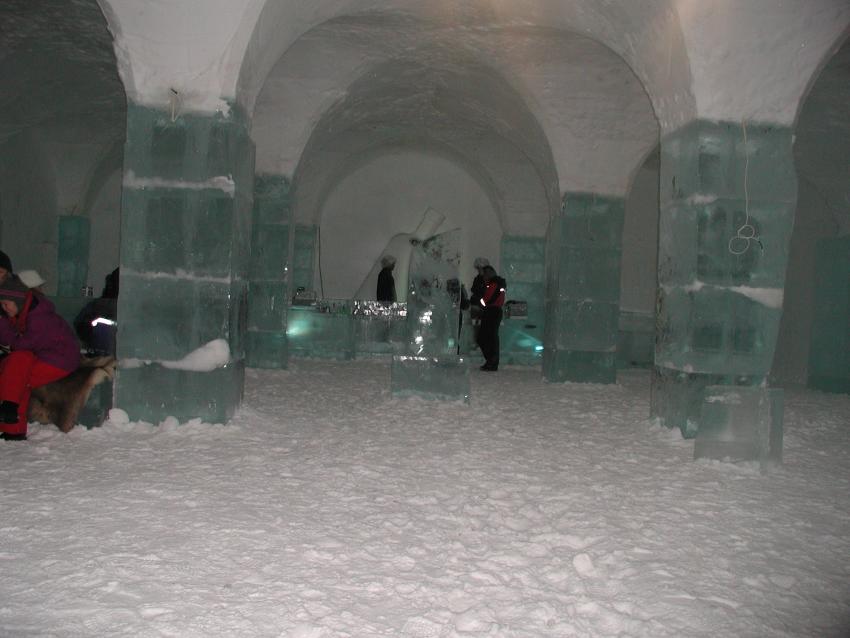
[{"xmin": 0, "ymin": 278, "xmax": 80, "ymax": 440}]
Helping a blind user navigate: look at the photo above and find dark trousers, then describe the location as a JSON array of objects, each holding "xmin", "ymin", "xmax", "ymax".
[{"xmin": 477, "ymin": 308, "xmax": 502, "ymax": 368}]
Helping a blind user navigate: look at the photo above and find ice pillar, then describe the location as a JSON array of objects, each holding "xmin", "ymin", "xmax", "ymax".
[
  {"xmin": 115, "ymin": 104, "xmax": 255, "ymax": 422},
  {"xmin": 543, "ymin": 193, "xmax": 624, "ymax": 383},
  {"xmin": 246, "ymin": 175, "xmax": 291, "ymax": 369},
  {"xmin": 57, "ymin": 215, "xmax": 90, "ymax": 296},
  {"xmin": 653, "ymin": 120, "xmax": 797, "ymax": 437},
  {"xmin": 807, "ymin": 236, "xmax": 850, "ymax": 394}
]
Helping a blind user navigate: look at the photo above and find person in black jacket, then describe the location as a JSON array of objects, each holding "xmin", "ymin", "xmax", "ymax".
[
  {"xmin": 376, "ymin": 255, "xmax": 396, "ymax": 303},
  {"xmin": 469, "ymin": 257, "xmax": 489, "ymax": 342},
  {"xmin": 476, "ymin": 265, "xmax": 506, "ymax": 371},
  {"xmin": 74, "ymin": 268, "xmax": 119, "ymax": 355}
]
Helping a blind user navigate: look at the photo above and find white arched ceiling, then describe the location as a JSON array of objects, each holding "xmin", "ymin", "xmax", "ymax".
[
  {"xmin": 238, "ymin": 1, "xmax": 694, "ymax": 131},
  {"xmin": 96, "ymin": 1, "xmax": 850, "ymax": 133},
  {"xmin": 251, "ymin": 13, "xmax": 660, "ymax": 238}
]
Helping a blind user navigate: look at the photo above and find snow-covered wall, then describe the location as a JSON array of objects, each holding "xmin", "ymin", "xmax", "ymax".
[
  {"xmin": 318, "ymin": 151, "xmax": 501, "ymax": 299},
  {"xmin": 676, "ymin": 0, "xmax": 850, "ymax": 124}
]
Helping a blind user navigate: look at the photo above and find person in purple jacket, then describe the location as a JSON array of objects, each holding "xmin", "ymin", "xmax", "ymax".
[{"xmin": 0, "ymin": 277, "xmax": 80, "ymax": 440}]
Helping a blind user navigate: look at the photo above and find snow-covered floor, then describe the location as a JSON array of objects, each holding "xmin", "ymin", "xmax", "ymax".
[{"xmin": 1, "ymin": 360, "xmax": 849, "ymax": 637}]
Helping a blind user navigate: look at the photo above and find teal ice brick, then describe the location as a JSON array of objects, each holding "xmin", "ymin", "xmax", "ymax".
[
  {"xmin": 505, "ymin": 281, "xmax": 535, "ymax": 301},
  {"xmin": 228, "ymin": 278, "xmax": 249, "ymax": 361},
  {"xmin": 501, "ymin": 236, "xmax": 546, "ymax": 262},
  {"xmin": 557, "ymin": 247, "xmax": 621, "ymax": 303},
  {"xmin": 225, "ymin": 105, "xmax": 255, "ymax": 189},
  {"xmin": 807, "ymin": 236, "xmax": 850, "ymax": 394},
  {"xmin": 193, "ymin": 280, "xmax": 232, "ymax": 347},
  {"xmin": 115, "ymin": 361, "xmax": 244, "ymax": 424},
  {"xmin": 250, "ymin": 223, "xmax": 290, "ymax": 280},
  {"xmin": 125, "ymin": 103, "xmax": 253, "ymax": 183},
  {"xmin": 650, "ymin": 366, "xmax": 765, "ymax": 437},
  {"xmin": 117, "ymin": 275, "xmax": 195, "ymax": 360},
  {"xmin": 651, "ymin": 367, "xmax": 718, "ymax": 437},
  {"xmin": 657, "ymin": 202, "xmax": 700, "ymax": 287},
  {"xmin": 733, "ymin": 200, "xmax": 795, "ymax": 288},
  {"xmin": 205, "ymin": 121, "xmax": 234, "ymax": 177},
  {"xmin": 543, "ymin": 348, "xmax": 616, "ymax": 384},
  {"xmin": 293, "ymin": 225, "xmax": 317, "ymax": 288},
  {"xmin": 121, "ymin": 192, "xmax": 188, "ymax": 274},
  {"xmin": 694, "ymin": 199, "xmax": 791, "ymax": 286},
  {"xmin": 550, "ymin": 299, "xmax": 618, "ymax": 351},
  {"xmin": 287, "ymin": 307, "xmax": 354, "ymax": 360},
  {"xmin": 558, "ymin": 200, "xmax": 625, "ymax": 248},
  {"xmin": 657, "ymin": 284, "xmax": 780, "ymax": 375},
  {"xmin": 247, "ymin": 281, "xmax": 288, "ymax": 331},
  {"xmin": 730, "ymin": 124, "xmax": 796, "ymax": 204},
  {"xmin": 252, "ymin": 174, "xmax": 291, "ymax": 225},
  {"xmin": 293, "ymin": 268, "xmax": 314, "ymax": 293},
  {"xmin": 660, "ymin": 120, "xmax": 796, "ymax": 205},
  {"xmin": 503, "ymin": 261, "xmax": 544, "ymax": 283},
  {"xmin": 150, "ymin": 119, "xmax": 190, "ymax": 179},
  {"xmin": 231, "ymin": 192, "xmax": 254, "ymax": 279},
  {"xmin": 293, "ymin": 246, "xmax": 315, "ymax": 269},
  {"xmin": 76, "ymin": 379, "xmax": 113, "ymax": 428},
  {"xmin": 391, "ymin": 355, "xmax": 470, "ymax": 403},
  {"xmin": 189, "ymin": 195, "xmax": 234, "ymax": 277},
  {"xmin": 694, "ymin": 386, "xmax": 783, "ymax": 466},
  {"xmin": 294, "ymin": 225, "xmax": 317, "ymax": 249},
  {"xmin": 57, "ymin": 216, "xmax": 90, "ymax": 296},
  {"xmin": 245, "ymin": 330, "xmax": 288, "ymax": 369}
]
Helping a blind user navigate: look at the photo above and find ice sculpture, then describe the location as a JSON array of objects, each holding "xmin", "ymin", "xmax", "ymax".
[
  {"xmin": 354, "ymin": 208, "xmax": 445, "ymax": 303},
  {"xmin": 391, "ymin": 229, "xmax": 470, "ymax": 402}
]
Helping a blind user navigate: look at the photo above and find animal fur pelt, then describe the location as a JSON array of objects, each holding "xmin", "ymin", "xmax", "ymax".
[{"xmin": 28, "ymin": 356, "xmax": 116, "ymax": 433}]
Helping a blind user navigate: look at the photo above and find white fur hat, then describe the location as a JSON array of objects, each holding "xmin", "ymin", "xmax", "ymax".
[{"xmin": 17, "ymin": 269, "xmax": 45, "ymax": 288}]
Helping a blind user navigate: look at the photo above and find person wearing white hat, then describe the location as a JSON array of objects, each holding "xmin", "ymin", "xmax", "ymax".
[{"xmin": 17, "ymin": 270, "xmax": 45, "ymax": 293}]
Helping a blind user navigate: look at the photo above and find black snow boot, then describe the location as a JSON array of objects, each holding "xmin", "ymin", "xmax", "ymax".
[{"xmin": 0, "ymin": 400, "xmax": 19, "ymax": 424}]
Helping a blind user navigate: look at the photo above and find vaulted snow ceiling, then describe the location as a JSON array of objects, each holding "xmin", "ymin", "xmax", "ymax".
[
  {"xmin": 251, "ymin": 13, "xmax": 659, "ymax": 235},
  {"xmin": 0, "ymin": 0, "xmax": 125, "ymax": 144}
]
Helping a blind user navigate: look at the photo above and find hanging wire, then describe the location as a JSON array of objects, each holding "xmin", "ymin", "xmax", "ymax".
[{"xmin": 729, "ymin": 119, "xmax": 761, "ymax": 255}]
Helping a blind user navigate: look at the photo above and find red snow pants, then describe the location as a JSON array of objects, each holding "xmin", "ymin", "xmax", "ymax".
[{"xmin": 0, "ymin": 351, "xmax": 71, "ymax": 436}]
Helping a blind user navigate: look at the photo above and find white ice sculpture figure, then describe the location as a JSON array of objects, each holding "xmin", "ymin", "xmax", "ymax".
[{"xmin": 354, "ymin": 207, "xmax": 445, "ymax": 303}]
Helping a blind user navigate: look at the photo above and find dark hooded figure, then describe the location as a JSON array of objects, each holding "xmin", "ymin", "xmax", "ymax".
[
  {"xmin": 376, "ymin": 255, "xmax": 397, "ymax": 303},
  {"xmin": 0, "ymin": 277, "xmax": 80, "ymax": 440}
]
